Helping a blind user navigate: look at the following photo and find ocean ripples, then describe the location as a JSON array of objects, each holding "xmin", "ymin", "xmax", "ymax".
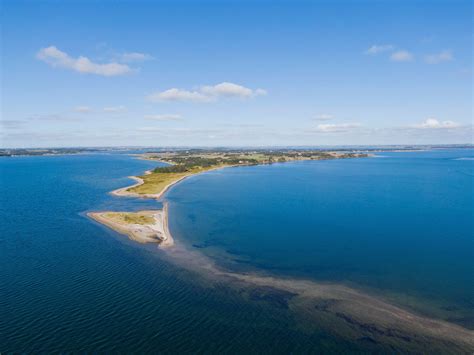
[{"xmin": 2, "ymin": 152, "xmax": 473, "ymax": 353}]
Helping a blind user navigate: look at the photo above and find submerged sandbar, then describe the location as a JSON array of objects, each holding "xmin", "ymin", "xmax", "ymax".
[{"xmin": 89, "ymin": 149, "xmax": 474, "ymax": 352}]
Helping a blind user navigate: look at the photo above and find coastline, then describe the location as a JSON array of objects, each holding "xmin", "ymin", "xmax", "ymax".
[
  {"xmin": 110, "ymin": 164, "xmax": 238, "ymax": 200},
  {"xmin": 109, "ymin": 153, "xmax": 369, "ymax": 201},
  {"xmin": 160, "ymin": 202, "xmax": 174, "ymax": 247},
  {"xmin": 90, "ymin": 154, "xmax": 474, "ymax": 351},
  {"xmin": 87, "ymin": 203, "xmax": 173, "ymax": 248}
]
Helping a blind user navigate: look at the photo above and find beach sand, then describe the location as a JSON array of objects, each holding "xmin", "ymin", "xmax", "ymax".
[
  {"xmin": 110, "ymin": 172, "xmax": 194, "ymax": 200},
  {"xmin": 91, "ymin": 161, "xmax": 474, "ymax": 352},
  {"xmin": 88, "ymin": 203, "xmax": 173, "ymax": 248}
]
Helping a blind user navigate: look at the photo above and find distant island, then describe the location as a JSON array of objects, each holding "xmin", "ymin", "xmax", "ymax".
[
  {"xmin": 89, "ymin": 149, "xmax": 368, "ymax": 247},
  {"xmin": 0, "ymin": 147, "xmax": 102, "ymax": 157}
]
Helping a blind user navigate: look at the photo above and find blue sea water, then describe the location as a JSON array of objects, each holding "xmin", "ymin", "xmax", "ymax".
[
  {"xmin": 166, "ymin": 149, "xmax": 474, "ymax": 324},
  {"xmin": 1, "ymin": 150, "xmax": 473, "ymax": 352}
]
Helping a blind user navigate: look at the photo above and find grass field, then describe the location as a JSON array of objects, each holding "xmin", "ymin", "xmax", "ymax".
[
  {"xmin": 103, "ymin": 212, "xmax": 155, "ymax": 225},
  {"xmin": 127, "ymin": 150, "xmax": 367, "ymax": 196},
  {"xmin": 127, "ymin": 165, "xmax": 227, "ymax": 195}
]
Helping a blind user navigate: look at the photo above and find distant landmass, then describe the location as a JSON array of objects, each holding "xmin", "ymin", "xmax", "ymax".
[{"xmin": 1, "ymin": 144, "xmax": 472, "ymax": 157}]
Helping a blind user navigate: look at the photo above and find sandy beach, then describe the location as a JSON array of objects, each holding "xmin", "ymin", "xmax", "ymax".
[
  {"xmin": 110, "ymin": 172, "xmax": 195, "ymax": 200},
  {"xmin": 110, "ymin": 164, "xmax": 236, "ymax": 200},
  {"xmin": 92, "ymin": 158, "xmax": 474, "ymax": 352},
  {"xmin": 110, "ymin": 152, "xmax": 369, "ymax": 201},
  {"xmin": 88, "ymin": 203, "xmax": 173, "ymax": 248}
]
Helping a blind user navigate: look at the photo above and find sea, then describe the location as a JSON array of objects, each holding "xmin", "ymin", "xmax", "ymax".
[{"xmin": 1, "ymin": 149, "xmax": 473, "ymax": 352}]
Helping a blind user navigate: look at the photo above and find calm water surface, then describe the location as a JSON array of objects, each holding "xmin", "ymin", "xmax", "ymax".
[
  {"xmin": 167, "ymin": 149, "xmax": 474, "ymax": 323},
  {"xmin": 1, "ymin": 150, "xmax": 473, "ymax": 352}
]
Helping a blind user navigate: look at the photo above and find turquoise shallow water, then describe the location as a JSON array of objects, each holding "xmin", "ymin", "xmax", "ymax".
[{"xmin": 1, "ymin": 150, "xmax": 473, "ymax": 352}]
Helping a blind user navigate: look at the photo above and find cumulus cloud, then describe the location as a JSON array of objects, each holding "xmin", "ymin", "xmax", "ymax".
[
  {"xmin": 201, "ymin": 82, "xmax": 267, "ymax": 98},
  {"xmin": 147, "ymin": 82, "xmax": 267, "ymax": 103},
  {"xmin": 37, "ymin": 46, "xmax": 132, "ymax": 76},
  {"xmin": 424, "ymin": 50, "xmax": 453, "ymax": 64},
  {"xmin": 120, "ymin": 52, "xmax": 153, "ymax": 62},
  {"xmin": 313, "ymin": 123, "xmax": 361, "ymax": 133},
  {"xmin": 148, "ymin": 88, "xmax": 212, "ymax": 103},
  {"xmin": 413, "ymin": 118, "xmax": 460, "ymax": 129},
  {"xmin": 74, "ymin": 106, "xmax": 92, "ymax": 113},
  {"xmin": 103, "ymin": 106, "xmax": 126, "ymax": 113},
  {"xmin": 390, "ymin": 50, "xmax": 414, "ymax": 62},
  {"xmin": 365, "ymin": 44, "xmax": 394, "ymax": 55},
  {"xmin": 313, "ymin": 114, "xmax": 333, "ymax": 121},
  {"xmin": 144, "ymin": 114, "xmax": 182, "ymax": 121}
]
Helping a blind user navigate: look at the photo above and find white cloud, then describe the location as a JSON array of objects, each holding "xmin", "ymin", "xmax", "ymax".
[
  {"xmin": 144, "ymin": 114, "xmax": 182, "ymax": 121},
  {"xmin": 103, "ymin": 106, "xmax": 126, "ymax": 113},
  {"xmin": 313, "ymin": 114, "xmax": 333, "ymax": 121},
  {"xmin": 413, "ymin": 118, "xmax": 460, "ymax": 129},
  {"xmin": 425, "ymin": 50, "xmax": 453, "ymax": 64},
  {"xmin": 365, "ymin": 44, "xmax": 394, "ymax": 55},
  {"xmin": 254, "ymin": 88, "xmax": 268, "ymax": 96},
  {"xmin": 37, "ymin": 46, "xmax": 132, "ymax": 76},
  {"xmin": 390, "ymin": 50, "xmax": 414, "ymax": 62},
  {"xmin": 120, "ymin": 52, "xmax": 153, "ymax": 62},
  {"xmin": 74, "ymin": 106, "xmax": 92, "ymax": 113},
  {"xmin": 201, "ymin": 82, "xmax": 267, "ymax": 98},
  {"xmin": 147, "ymin": 82, "xmax": 267, "ymax": 103},
  {"xmin": 148, "ymin": 88, "xmax": 212, "ymax": 103},
  {"xmin": 314, "ymin": 123, "xmax": 361, "ymax": 133}
]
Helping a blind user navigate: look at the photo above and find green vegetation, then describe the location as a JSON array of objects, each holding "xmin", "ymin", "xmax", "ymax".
[
  {"xmin": 128, "ymin": 149, "xmax": 369, "ymax": 196},
  {"xmin": 153, "ymin": 165, "xmax": 189, "ymax": 173},
  {"xmin": 103, "ymin": 212, "xmax": 155, "ymax": 225},
  {"xmin": 128, "ymin": 166, "xmax": 219, "ymax": 195}
]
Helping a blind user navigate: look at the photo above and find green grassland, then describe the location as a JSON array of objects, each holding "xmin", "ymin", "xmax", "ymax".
[
  {"xmin": 127, "ymin": 165, "xmax": 226, "ymax": 195},
  {"xmin": 128, "ymin": 150, "xmax": 368, "ymax": 196},
  {"xmin": 103, "ymin": 212, "xmax": 155, "ymax": 225}
]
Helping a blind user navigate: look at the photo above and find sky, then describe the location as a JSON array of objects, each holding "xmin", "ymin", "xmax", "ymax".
[{"xmin": 1, "ymin": 0, "xmax": 473, "ymax": 148}]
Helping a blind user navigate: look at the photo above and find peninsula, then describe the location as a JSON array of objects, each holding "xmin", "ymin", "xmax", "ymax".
[
  {"xmin": 86, "ymin": 149, "xmax": 474, "ymax": 352},
  {"xmin": 91, "ymin": 149, "xmax": 367, "ymax": 247},
  {"xmin": 88, "ymin": 203, "xmax": 173, "ymax": 247},
  {"xmin": 113, "ymin": 149, "xmax": 369, "ymax": 199}
]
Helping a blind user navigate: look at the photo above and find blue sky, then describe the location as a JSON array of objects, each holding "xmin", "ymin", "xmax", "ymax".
[{"xmin": 2, "ymin": 0, "xmax": 472, "ymax": 147}]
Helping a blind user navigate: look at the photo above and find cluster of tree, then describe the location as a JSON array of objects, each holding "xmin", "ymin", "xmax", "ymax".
[
  {"xmin": 170, "ymin": 156, "xmax": 223, "ymax": 167},
  {"xmin": 153, "ymin": 155, "xmax": 263, "ymax": 173},
  {"xmin": 150, "ymin": 151, "xmax": 366, "ymax": 174},
  {"xmin": 153, "ymin": 165, "xmax": 189, "ymax": 173}
]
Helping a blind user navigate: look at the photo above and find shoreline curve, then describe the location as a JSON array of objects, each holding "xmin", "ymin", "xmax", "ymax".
[{"xmin": 91, "ymin": 156, "xmax": 474, "ymax": 352}]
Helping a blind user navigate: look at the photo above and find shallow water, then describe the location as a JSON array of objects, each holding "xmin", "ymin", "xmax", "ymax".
[
  {"xmin": 0, "ymin": 154, "xmax": 364, "ymax": 352},
  {"xmin": 166, "ymin": 150, "xmax": 474, "ymax": 326},
  {"xmin": 1, "ymin": 150, "xmax": 473, "ymax": 352}
]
